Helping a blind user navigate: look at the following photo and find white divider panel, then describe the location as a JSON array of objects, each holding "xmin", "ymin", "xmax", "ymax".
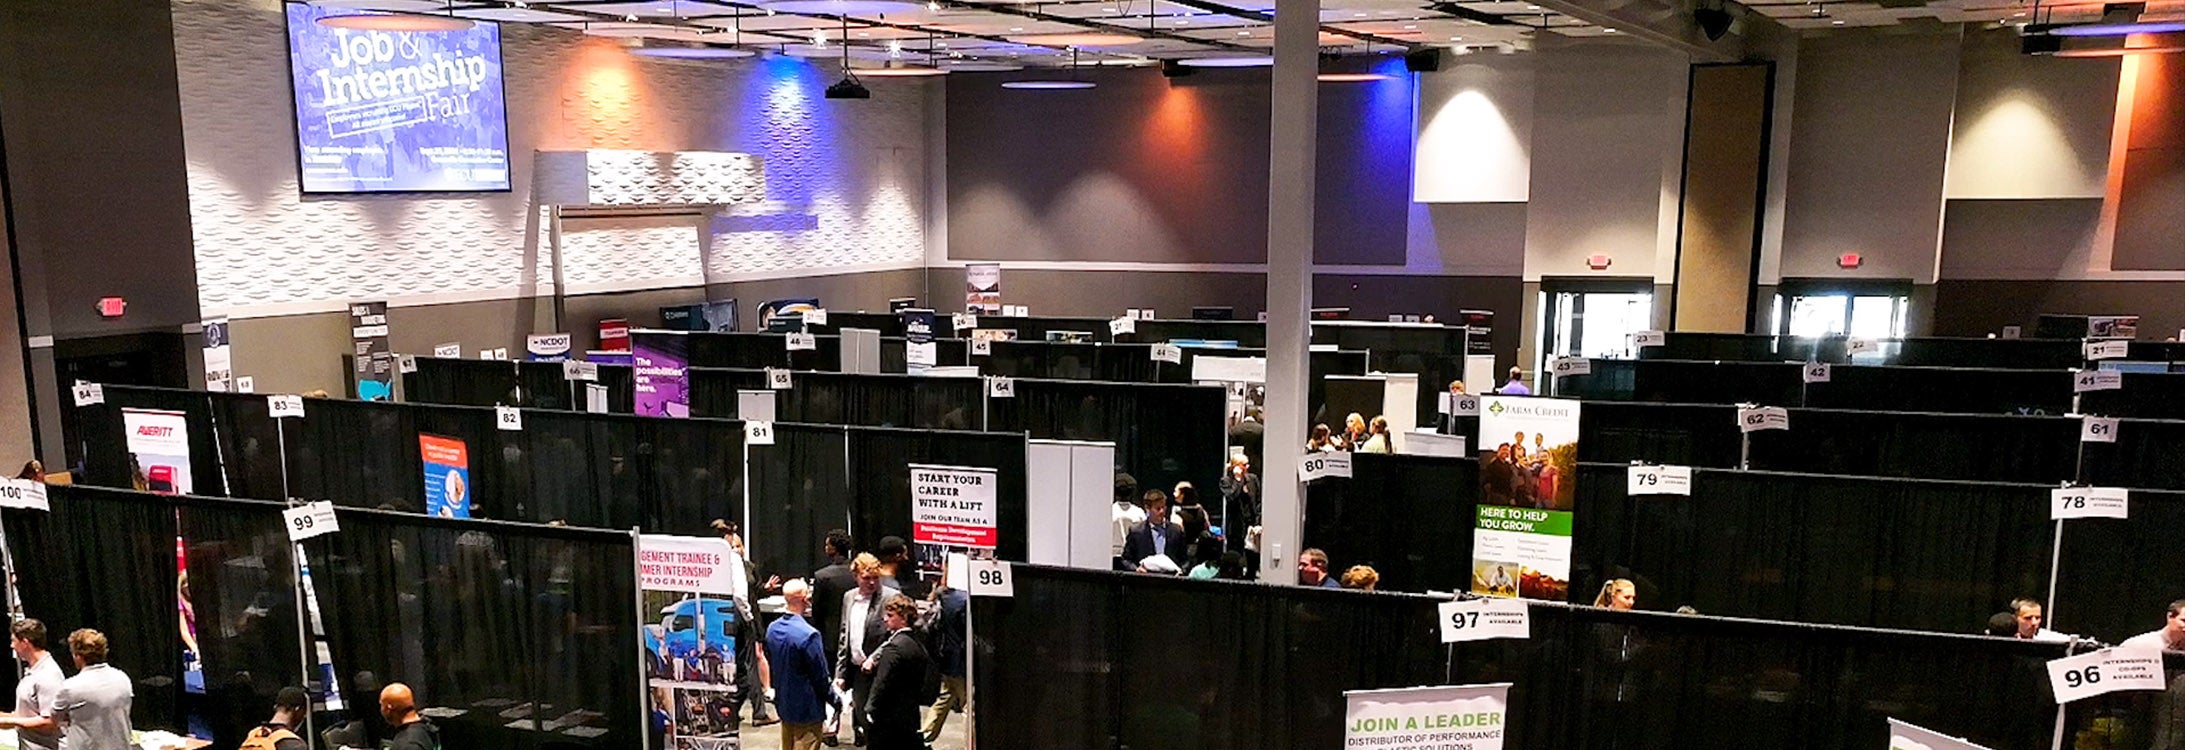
[
  {"xmin": 1069, "ymin": 441, "xmax": 1118, "ymax": 570},
  {"xmin": 736, "ymin": 390, "xmax": 778, "ymax": 423},
  {"xmin": 1026, "ymin": 441, "xmax": 1074, "ymax": 567},
  {"xmin": 1380, "ymin": 372, "xmax": 1419, "ymax": 453}
]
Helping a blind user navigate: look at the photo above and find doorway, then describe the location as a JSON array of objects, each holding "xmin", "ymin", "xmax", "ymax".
[
  {"xmin": 1771, "ymin": 279, "xmax": 1911, "ymax": 340},
  {"xmin": 1538, "ymin": 278, "xmax": 1656, "ymax": 371}
]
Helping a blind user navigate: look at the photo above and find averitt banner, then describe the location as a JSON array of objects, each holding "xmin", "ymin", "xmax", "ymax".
[
  {"xmin": 419, "ymin": 434, "xmax": 471, "ymax": 519},
  {"xmin": 1344, "ymin": 683, "xmax": 1510, "ymax": 750},
  {"xmin": 1473, "ymin": 396, "xmax": 1580, "ymax": 601},
  {"xmin": 123, "ymin": 408, "xmax": 193, "ymax": 495},
  {"xmin": 284, "ymin": 4, "xmax": 511, "ymax": 193},
  {"xmin": 631, "ymin": 331, "xmax": 691, "ymax": 418}
]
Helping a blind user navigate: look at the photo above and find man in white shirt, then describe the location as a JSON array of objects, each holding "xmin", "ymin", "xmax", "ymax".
[
  {"xmin": 834, "ymin": 554, "xmax": 898, "ymax": 746},
  {"xmin": 2121, "ymin": 599, "xmax": 2185, "ymax": 652},
  {"xmin": 2008, "ymin": 598, "xmax": 2070, "ymax": 643},
  {"xmin": 53, "ymin": 629, "xmax": 131, "ymax": 750},
  {"xmin": 1111, "ymin": 473, "xmax": 1145, "ymax": 570},
  {"xmin": 0, "ymin": 619, "xmax": 63, "ymax": 750}
]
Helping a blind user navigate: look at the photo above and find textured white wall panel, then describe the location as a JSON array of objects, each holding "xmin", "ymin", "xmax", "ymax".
[{"xmin": 173, "ymin": 0, "xmax": 928, "ymax": 317}]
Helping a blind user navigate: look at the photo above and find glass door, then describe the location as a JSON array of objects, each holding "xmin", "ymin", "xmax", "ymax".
[
  {"xmin": 1539, "ymin": 279, "xmax": 1656, "ymax": 368},
  {"xmin": 1773, "ymin": 279, "xmax": 1912, "ymax": 340}
]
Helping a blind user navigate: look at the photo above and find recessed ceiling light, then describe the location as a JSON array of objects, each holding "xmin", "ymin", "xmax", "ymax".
[
  {"xmin": 1451, "ymin": 35, "xmax": 1462, "ymax": 40},
  {"xmin": 1403, "ymin": 24, "xmax": 1417, "ymax": 29},
  {"xmin": 1010, "ymin": 26, "xmax": 1023, "ymax": 30},
  {"xmin": 858, "ymin": 63, "xmax": 949, "ymax": 76},
  {"xmin": 1831, "ymin": 20, "xmax": 1843, "ymax": 24},
  {"xmin": 1175, "ymin": 18, "xmax": 1188, "ymax": 24},
  {"xmin": 1603, "ymin": 27, "xmax": 1616, "ymax": 32}
]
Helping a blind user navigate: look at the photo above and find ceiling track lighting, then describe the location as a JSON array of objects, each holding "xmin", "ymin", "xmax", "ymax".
[
  {"xmin": 1001, "ymin": 47, "xmax": 1095, "ymax": 89},
  {"xmin": 825, "ymin": 14, "xmax": 872, "ymax": 98}
]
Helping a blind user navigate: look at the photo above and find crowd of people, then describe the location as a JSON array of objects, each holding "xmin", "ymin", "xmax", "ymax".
[
  {"xmin": 750, "ymin": 529, "xmax": 969, "ymax": 750},
  {"xmin": 1305, "ymin": 412, "xmax": 1393, "ymax": 454},
  {"xmin": 0, "ymin": 618, "xmax": 444, "ymax": 750}
]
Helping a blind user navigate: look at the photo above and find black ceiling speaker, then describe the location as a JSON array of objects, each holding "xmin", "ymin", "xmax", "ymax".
[
  {"xmin": 1161, "ymin": 59, "xmax": 1194, "ymax": 78},
  {"xmin": 1404, "ymin": 48, "xmax": 1441, "ymax": 72},
  {"xmin": 1696, "ymin": 6, "xmax": 1734, "ymax": 40}
]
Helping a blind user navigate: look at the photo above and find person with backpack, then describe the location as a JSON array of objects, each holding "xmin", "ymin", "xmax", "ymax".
[{"xmin": 239, "ymin": 687, "xmax": 309, "ymax": 750}]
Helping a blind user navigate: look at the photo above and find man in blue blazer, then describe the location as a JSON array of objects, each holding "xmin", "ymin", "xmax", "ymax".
[{"xmin": 766, "ymin": 580, "xmax": 834, "ymax": 750}]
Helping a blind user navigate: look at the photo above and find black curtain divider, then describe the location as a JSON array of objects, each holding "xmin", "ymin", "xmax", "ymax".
[
  {"xmin": 1302, "ymin": 457, "xmax": 2055, "ymax": 636},
  {"xmin": 180, "ymin": 496, "xmax": 305, "ymax": 750},
  {"xmin": 77, "ymin": 387, "xmax": 228, "ymax": 493},
  {"xmin": 846, "ymin": 426, "xmax": 1031, "ymax": 563},
  {"xmin": 976, "ymin": 564, "xmax": 2129, "ymax": 750},
  {"xmin": 1745, "ymin": 408, "xmax": 2083, "ymax": 485},
  {"xmin": 744, "ymin": 424, "xmax": 851, "ymax": 587},
  {"xmin": 1299, "ymin": 454, "xmax": 1474, "ymax": 594},
  {"xmin": 685, "ymin": 331, "xmax": 843, "ymax": 370},
  {"xmin": 1576, "ymin": 401, "xmax": 1745, "ymax": 468},
  {"xmin": 5, "ymin": 486, "xmax": 185, "ymax": 733},
  {"xmin": 986, "ymin": 379, "xmax": 1227, "ymax": 508},
  {"xmin": 1133, "ymin": 319, "xmax": 1268, "ymax": 347},
  {"xmin": 301, "ymin": 507, "xmax": 637, "ymax": 750},
  {"xmin": 97, "ymin": 386, "xmax": 746, "ymax": 532},
  {"xmin": 776, "ymin": 371, "xmax": 986, "ymax": 430},
  {"xmin": 804, "ymin": 311, "xmax": 906, "ymax": 337},
  {"xmin": 961, "ymin": 315, "xmax": 1112, "ymax": 344},
  {"xmin": 877, "ymin": 338, "xmax": 973, "ymax": 373},
  {"xmin": 1641, "ymin": 332, "xmax": 2088, "ymax": 369},
  {"xmin": 1561, "ymin": 359, "xmax": 2077, "ymax": 415},
  {"xmin": 399, "ymin": 357, "xmax": 639, "ymax": 413},
  {"xmin": 686, "ymin": 367, "xmax": 770, "ymax": 419},
  {"xmin": 2054, "ymin": 486, "xmax": 2185, "ymax": 645}
]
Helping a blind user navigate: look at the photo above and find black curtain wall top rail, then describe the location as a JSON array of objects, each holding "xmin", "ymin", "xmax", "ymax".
[{"xmin": 992, "ymin": 562, "xmax": 2082, "ymax": 649}]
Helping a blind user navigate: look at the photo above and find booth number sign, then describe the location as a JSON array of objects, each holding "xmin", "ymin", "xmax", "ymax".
[{"xmin": 284, "ymin": 501, "xmax": 341, "ymax": 542}]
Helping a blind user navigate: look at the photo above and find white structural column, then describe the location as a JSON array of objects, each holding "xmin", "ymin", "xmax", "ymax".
[{"xmin": 1257, "ymin": 0, "xmax": 1319, "ymax": 584}]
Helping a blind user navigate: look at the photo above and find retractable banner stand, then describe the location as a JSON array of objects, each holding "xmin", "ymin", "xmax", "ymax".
[
  {"xmin": 632, "ymin": 331, "xmax": 692, "ymax": 418},
  {"xmin": 418, "ymin": 434, "xmax": 471, "ymax": 519},
  {"xmin": 639, "ymin": 534, "xmax": 749, "ymax": 750},
  {"xmin": 965, "ymin": 263, "xmax": 1001, "ymax": 315},
  {"xmin": 202, "ymin": 316, "xmax": 232, "ymax": 392},
  {"xmin": 123, "ymin": 408, "xmax": 193, "ymax": 494},
  {"xmin": 349, "ymin": 301, "xmax": 394, "ymax": 400},
  {"xmin": 1344, "ymin": 683, "xmax": 1511, "ymax": 750},
  {"xmin": 1472, "ymin": 396, "xmax": 1580, "ymax": 601},
  {"xmin": 903, "ymin": 310, "xmax": 938, "ymax": 374},
  {"xmin": 912, "ymin": 464, "xmax": 999, "ymax": 582}
]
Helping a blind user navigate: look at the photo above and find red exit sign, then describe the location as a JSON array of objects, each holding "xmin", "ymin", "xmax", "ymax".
[{"xmin": 96, "ymin": 297, "xmax": 126, "ymax": 318}]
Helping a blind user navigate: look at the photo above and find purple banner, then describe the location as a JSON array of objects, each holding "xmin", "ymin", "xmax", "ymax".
[{"xmin": 632, "ymin": 332, "xmax": 690, "ymax": 418}]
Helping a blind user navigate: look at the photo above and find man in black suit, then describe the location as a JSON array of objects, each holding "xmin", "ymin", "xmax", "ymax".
[
  {"xmin": 809, "ymin": 530, "xmax": 857, "ymax": 675},
  {"xmin": 1121, "ymin": 490, "xmax": 1187, "ymax": 574},
  {"xmin": 865, "ymin": 595, "xmax": 930, "ymax": 750},
  {"xmin": 835, "ymin": 554, "xmax": 899, "ymax": 746}
]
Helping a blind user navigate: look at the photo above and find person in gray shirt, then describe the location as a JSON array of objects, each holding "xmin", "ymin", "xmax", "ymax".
[
  {"xmin": 53, "ymin": 628, "xmax": 131, "ymax": 750},
  {"xmin": 0, "ymin": 619, "xmax": 64, "ymax": 750}
]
